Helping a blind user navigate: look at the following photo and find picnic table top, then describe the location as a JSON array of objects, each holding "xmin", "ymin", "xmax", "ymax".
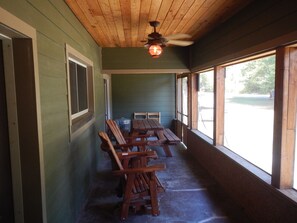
[{"xmin": 132, "ymin": 119, "xmax": 164, "ymax": 132}]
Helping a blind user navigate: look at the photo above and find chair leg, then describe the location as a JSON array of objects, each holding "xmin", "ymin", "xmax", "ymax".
[
  {"xmin": 149, "ymin": 173, "xmax": 160, "ymax": 216},
  {"xmin": 120, "ymin": 174, "xmax": 135, "ymax": 220}
]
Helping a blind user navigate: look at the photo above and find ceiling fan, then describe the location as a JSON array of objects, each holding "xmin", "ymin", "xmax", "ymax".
[{"xmin": 143, "ymin": 21, "xmax": 194, "ymax": 58}]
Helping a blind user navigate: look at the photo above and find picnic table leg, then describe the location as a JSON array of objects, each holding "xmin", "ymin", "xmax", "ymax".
[{"xmin": 162, "ymin": 144, "xmax": 172, "ymax": 157}]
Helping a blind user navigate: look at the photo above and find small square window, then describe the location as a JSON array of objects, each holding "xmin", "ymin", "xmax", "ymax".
[
  {"xmin": 66, "ymin": 45, "xmax": 94, "ymax": 139},
  {"xmin": 69, "ymin": 59, "xmax": 88, "ymax": 117}
]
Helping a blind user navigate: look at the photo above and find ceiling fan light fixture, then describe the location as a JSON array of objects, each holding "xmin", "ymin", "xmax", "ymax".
[{"xmin": 148, "ymin": 44, "xmax": 162, "ymax": 58}]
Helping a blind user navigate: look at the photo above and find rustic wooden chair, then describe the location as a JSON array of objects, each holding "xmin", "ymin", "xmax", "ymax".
[
  {"xmin": 147, "ymin": 112, "xmax": 161, "ymax": 123},
  {"xmin": 98, "ymin": 131, "xmax": 166, "ymax": 220},
  {"xmin": 133, "ymin": 112, "xmax": 148, "ymax": 120}
]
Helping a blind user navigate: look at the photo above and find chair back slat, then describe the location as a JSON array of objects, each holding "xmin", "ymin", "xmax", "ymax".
[
  {"xmin": 134, "ymin": 112, "xmax": 147, "ymax": 120},
  {"xmin": 147, "ymin": 112, "xmax": 161, "ymax": 123},
  {"xmin": 106, "ymin": 119, "xmax": 127, "ymax": 145},
  {"xmin": 98, "ymin": 131, "xmax": 124, "ymax": 171}
]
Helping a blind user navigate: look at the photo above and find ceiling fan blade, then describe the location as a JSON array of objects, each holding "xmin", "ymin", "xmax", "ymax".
[
  {"xmin": 165, "ymin": 33, "xmax": 192, "ymax": 40},
  {"xmin": 167, "ymin": 39, "xmax": 194, "ymax": 46}
]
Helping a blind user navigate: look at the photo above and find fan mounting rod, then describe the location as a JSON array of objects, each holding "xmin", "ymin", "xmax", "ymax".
[{"xmin": 149, "ymin": 21, "xmax": 160, "ymax": 33}]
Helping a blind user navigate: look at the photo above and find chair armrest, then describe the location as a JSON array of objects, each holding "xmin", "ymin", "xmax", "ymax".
[
  {"xmin": 117, "ymin": 151, "xmax": 158, "ymax": 160},
  {"xmin": 114, "ymin": 141, "xmax": 148, "ymax": 148},
  {"xmin": 113, "ymin": 164, "xmax": 166, "ymax": 175},
  {"xmin": 122, "ymin": 136, "xmax": 149, "ymax": 145}
]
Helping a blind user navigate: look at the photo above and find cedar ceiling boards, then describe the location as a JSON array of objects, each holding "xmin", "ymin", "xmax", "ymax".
[{"xmin": 65, "ymin": 0, "xmax": 253, "ymax": 48}]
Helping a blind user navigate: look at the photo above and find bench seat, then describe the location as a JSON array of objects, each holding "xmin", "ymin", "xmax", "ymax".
[{"xmin": 154, "ymin": 128, "xmax": 181, "ymax": 157}]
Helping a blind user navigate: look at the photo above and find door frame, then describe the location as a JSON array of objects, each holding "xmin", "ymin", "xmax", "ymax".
[
  {"xmin": 103, "ymin": 74, "xmax": 112, "ymax": 124},
  {"xmin": 0, "ymin": 7, "xmax": 46, "ymax": 223},
  {"xmin": 1, "ymin": 34, "xmax": 23, "ymax": 223}
]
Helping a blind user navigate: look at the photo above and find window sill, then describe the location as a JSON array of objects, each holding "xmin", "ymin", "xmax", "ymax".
[
  {"xmin": 280, "ymin": 189, "xmax": 297, "ymax": 204},
  {"xmin": 70, "ymin": 112, "xmax": 95, "ymax": 140}
]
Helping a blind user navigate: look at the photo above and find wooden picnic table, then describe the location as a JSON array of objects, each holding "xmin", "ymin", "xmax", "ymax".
[
  {"xmin": 131, "ymin": 119, "xmax": 181, "ymax": 157},
  {"xmin": 132, "ymin": 119, "xmax": 164, "ymax": 132}
]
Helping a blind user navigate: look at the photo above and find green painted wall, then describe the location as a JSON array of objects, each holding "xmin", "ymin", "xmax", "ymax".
[
  {"xmin": 0, "ymin": 1, "xmax": 105, "ymax": 223},
  {"xmin": 190, "ymin": 0, "xmax": 297, "ymax": 70},
  {"xmin": 103, "ymin": 47, "xmax": 189, "ymax": 70},
  {"xmin": 112, "ymin": 74, "xmax": 176, "ymax": 128}
]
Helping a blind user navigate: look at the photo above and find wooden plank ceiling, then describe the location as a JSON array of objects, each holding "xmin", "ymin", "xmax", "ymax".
[{"xmin": 65, "ymin": 0, "xmax": 253, "ymax": 48}]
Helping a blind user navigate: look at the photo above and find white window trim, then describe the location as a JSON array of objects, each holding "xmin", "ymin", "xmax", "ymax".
[
  {"xmin": 66, "ymin": 44, "xmax": 94, "ymax": 139},
  {"xmin": 71, "ymin": 109, "xmax": 89, "ymax": 120},
  {"xmin": 68, "ymin": 57, "xmax": 88, "ymax": 68}
]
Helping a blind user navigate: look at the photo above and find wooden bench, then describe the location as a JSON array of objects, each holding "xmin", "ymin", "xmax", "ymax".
[{"xmin": 155, "ymin": 128, "xmax": 181, "ymax": 157}]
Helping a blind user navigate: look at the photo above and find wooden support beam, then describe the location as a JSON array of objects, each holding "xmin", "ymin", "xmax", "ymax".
[
  {"xmin": 190, "ymin": 73, "xmax": 198, "ymax": 129},
  {"xmin": 214, "ymin": 66, "xmax": 225, "ymax": 146},
  {"xmin": 272, "ymin": 46, "xmax": 297, "ymax": 189}
]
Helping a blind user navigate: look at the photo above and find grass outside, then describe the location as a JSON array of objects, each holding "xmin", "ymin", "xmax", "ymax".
[
  {"xmin": 227, "ymin": 95, "xmax": 274, "ymax": 109},
  {"xmin": 224, "ymin": 94, "xmax": 274, "ymax": 174},
  {"xmin": 199, "ymin": 93, "xmax": 297, "ymax": 189}
]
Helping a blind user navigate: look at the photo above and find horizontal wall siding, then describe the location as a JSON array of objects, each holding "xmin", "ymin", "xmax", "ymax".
[
  {"xmin": 103, "ymin": 47, "xmax": 189, "ymax": 71},
  {"xmin": 191, "ymin": 0, "xmax": 297, "ymax": 70},
  {"xmin": 0, "ymin": 1, "xmax": 104, "ymax": 223},
  {"xmin": 112, "ymin": 74, "xmax": 176, "ymax": 128}
]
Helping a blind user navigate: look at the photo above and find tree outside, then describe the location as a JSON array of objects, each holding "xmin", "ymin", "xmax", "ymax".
[{"xmin": 240, "ymin": 55, "xmax": 275, "ymax": 94}]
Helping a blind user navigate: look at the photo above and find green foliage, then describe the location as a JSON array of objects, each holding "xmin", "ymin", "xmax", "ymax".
[
  {"xmin": 199, "ymin": 71, "xmax": 214, "ymax": 92},
  {"xmin": 240, "ymin": 56, "xmax": 275, "ymax": 94}
]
